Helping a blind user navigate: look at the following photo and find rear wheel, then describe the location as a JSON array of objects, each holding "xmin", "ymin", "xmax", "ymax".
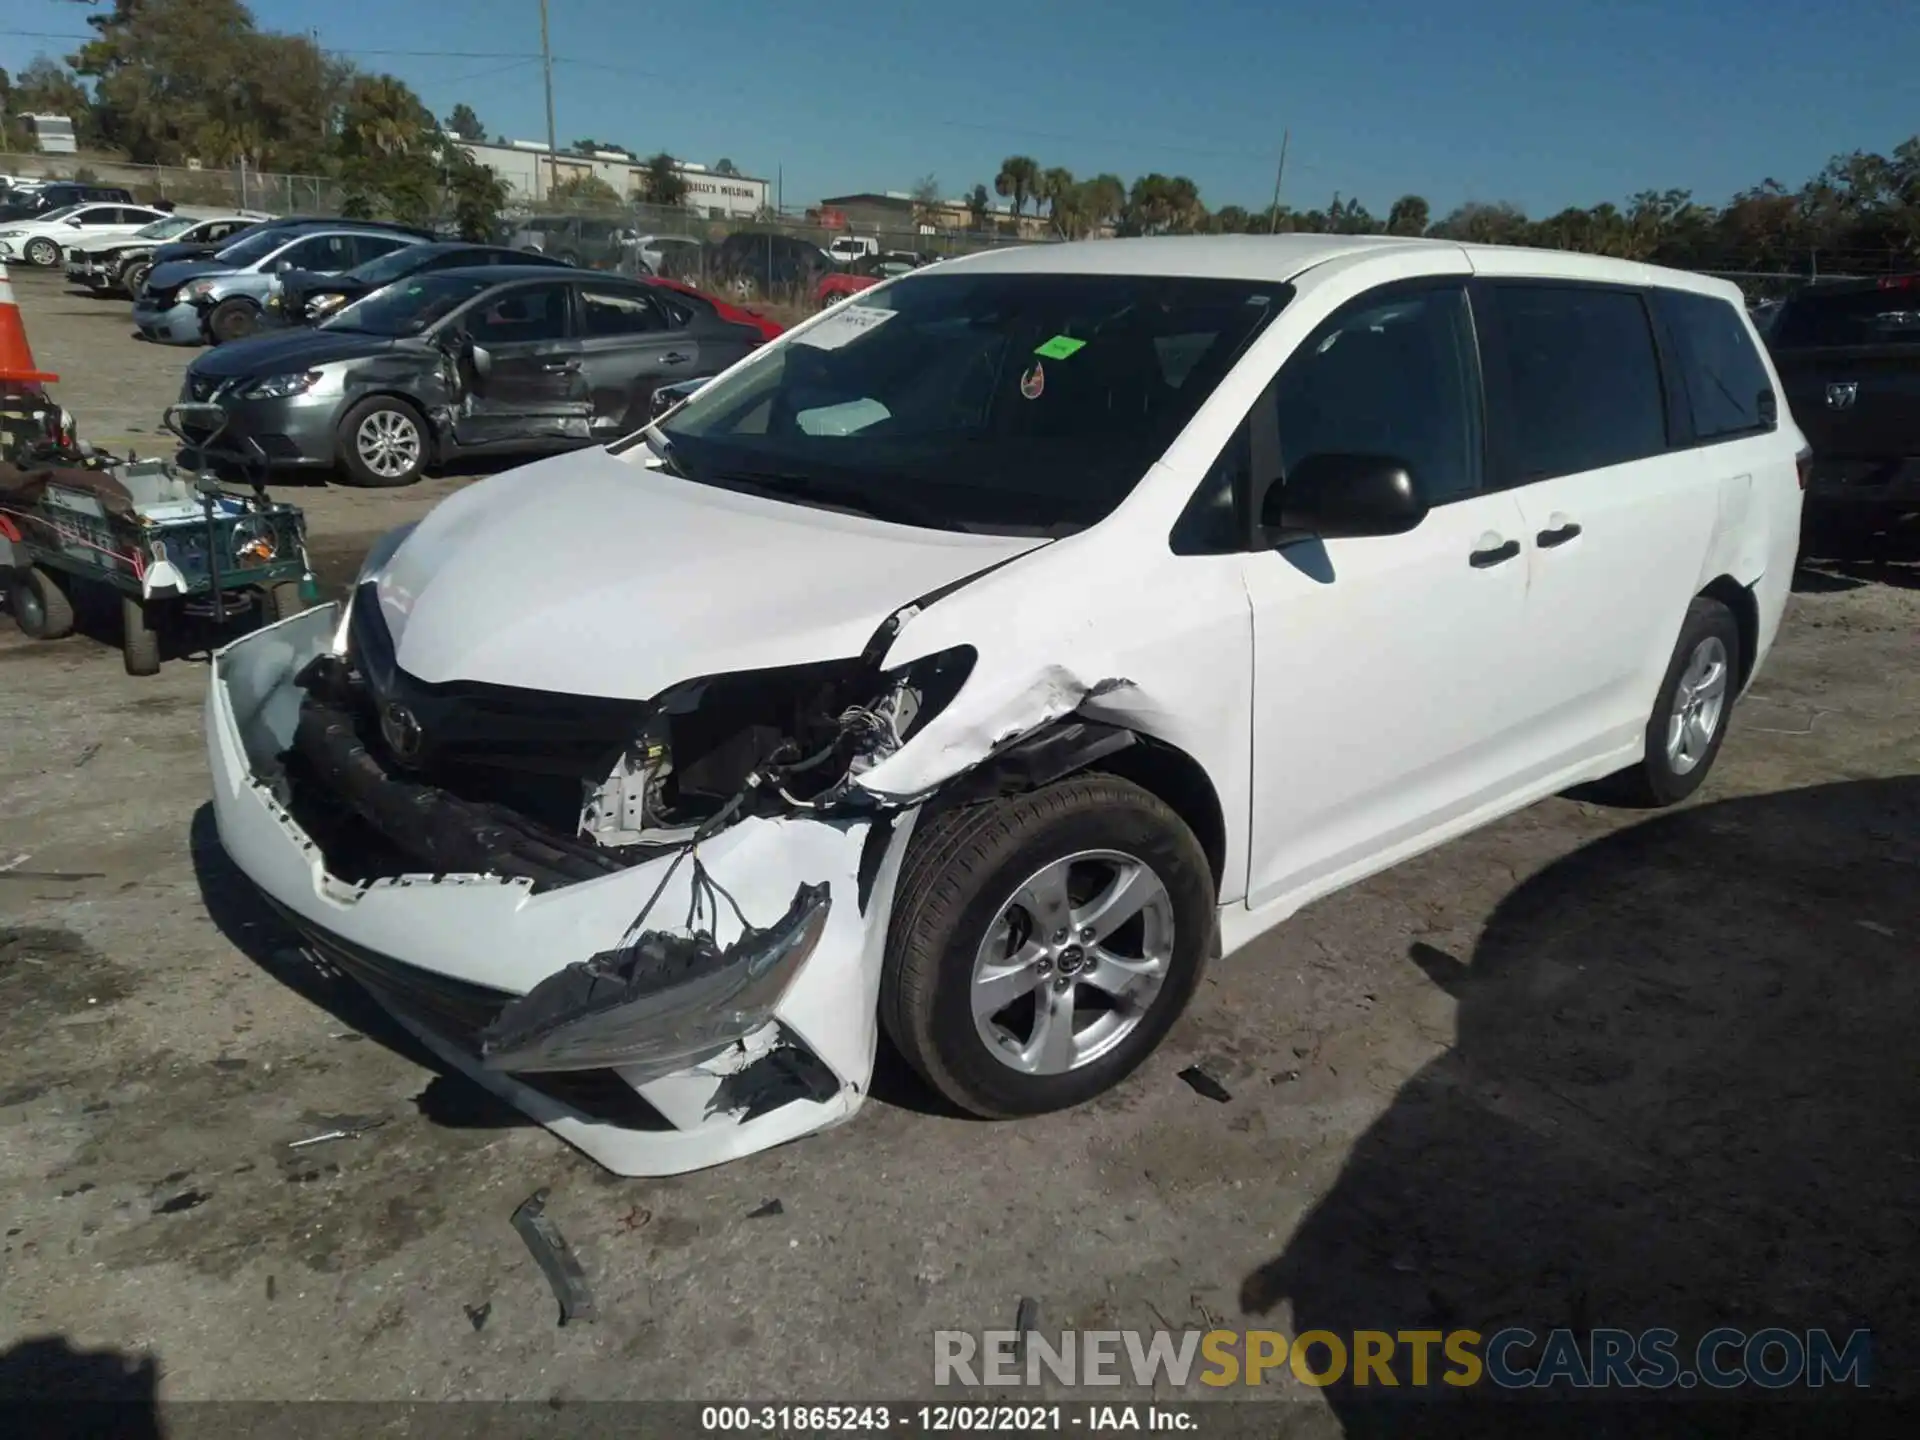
[
  {"xmin": 262, "ymin": 580, "xmax": 308, "ymax": 623},
  {"xmin": 120, "ymin": 594, "xmax": 161, "ymax": 676},
  {"xmin": 9, "ymin": 566, "xmax": 76, "ymax": 640},
  {"xmin": 1605, "ymin": 596, "xmax": 1741, "ymax": 807},
  {"xmin": 336, "ymin": 397, "xmax": 426, "ymax": 488},
  {"xmin": 206, "ymin": 298, "xmax": 260, "ymax": 344},
  {"xmin": 882, "ymin": 775, "xmax": 1216, "ymax": 1118}
]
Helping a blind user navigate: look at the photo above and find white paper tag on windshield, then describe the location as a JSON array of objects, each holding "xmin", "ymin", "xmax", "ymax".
[{"xmin": 794, "ymin": 307, "xmax": 893, "ymax": 351}]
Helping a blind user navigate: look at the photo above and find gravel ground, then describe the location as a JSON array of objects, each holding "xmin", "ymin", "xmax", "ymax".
[{"xmin": 2, "ymin": 264, "xmax": 1917, "ymax": 1428}]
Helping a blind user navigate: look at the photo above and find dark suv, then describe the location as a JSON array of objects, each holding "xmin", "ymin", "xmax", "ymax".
[
  {"xmin": 1767, "ymin": 275, "xmax": 1920, "ymax": 544},
  {"xmin": 0, "ymin": 182, "xmax": 136, "ymax": 222}
]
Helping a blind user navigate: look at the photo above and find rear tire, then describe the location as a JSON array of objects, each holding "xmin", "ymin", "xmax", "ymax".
[
  {"xmin": 9, "ymin": 566, "xmax": 76, "ymax": 640},
  {"xmin": 336, "ymin": 397, "xmax": 427, "ymax": 488},
  {"xmin": 121, "ymin": 594, "xmax": 162, "ymax": 676},
  {"xmin": 206, "ymin": 298, "xmax": 260, "ymax": 344},
  {"xmin": 881, "ymin": 774, "xmax": 1216, "ymax": 1118},
  {"xmin": 1605, "ymin": 596, "xmax": 1741, "ymax": 807},
  {"xmin": 263, "ymin": 580, "xmax": 307, "ymax": 623}
]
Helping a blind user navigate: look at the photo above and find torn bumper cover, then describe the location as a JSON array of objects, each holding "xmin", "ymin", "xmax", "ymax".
[{"xmin": 206, "ymin": 603, "xmax": 913, "ymax": 1177}]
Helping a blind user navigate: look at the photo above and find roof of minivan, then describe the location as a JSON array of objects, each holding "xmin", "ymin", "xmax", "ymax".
[{"xmin": 937, "ymin": 233, "xmax": 1743, "ymax": 301}]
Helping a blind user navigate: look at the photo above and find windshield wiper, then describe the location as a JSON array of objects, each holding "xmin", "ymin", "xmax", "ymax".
[{"xmin": 714, "ymin": 469, "xmax": 972, "ymax": 533}]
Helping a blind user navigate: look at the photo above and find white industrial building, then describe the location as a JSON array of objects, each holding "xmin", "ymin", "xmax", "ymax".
[{"xmin": 460, "ymin": 140, "xmax": 770, "ymax": 217}]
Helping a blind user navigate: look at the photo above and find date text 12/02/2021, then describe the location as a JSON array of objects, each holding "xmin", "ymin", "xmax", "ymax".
[{"xmin": 699, "ymin": 1405, "xmax": 1200, "ymax": 1433}]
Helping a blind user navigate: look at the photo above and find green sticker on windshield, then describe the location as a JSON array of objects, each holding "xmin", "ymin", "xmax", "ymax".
[{"xmin": 1033, "ymin": 335, "xmax": 1085, "ymax": 360}]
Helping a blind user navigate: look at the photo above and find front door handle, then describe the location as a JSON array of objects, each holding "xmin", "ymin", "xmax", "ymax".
[
  {"xmin": 1469, "ymin": 538, "xmax": 1521, "ymax": 568},
  {"xmin": 660, "ymin": 351, "xmax": 692, "ymax": 365},
  {"xmin": 1537, "ymin": 521, "xmax": 1582, "ymax": 548},
  {"xmin": 537, "ymin": 358, "xmax": 578, "ymax": 372}
]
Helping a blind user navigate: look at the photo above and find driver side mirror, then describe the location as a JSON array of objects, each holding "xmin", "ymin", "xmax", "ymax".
[
  {"xmin": 468, "ymin": 342, "xmax": 493, "ymax": 379},
  {"xmin": 274, "ymin": 258, "xmax": 294, "ymax": 273},
  {"xmin": 1260, "ymin": 453, "xmax": 1429, "ymax": 543}
]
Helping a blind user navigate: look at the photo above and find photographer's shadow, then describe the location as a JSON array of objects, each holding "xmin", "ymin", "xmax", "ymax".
[{"xmin": 1243, "ymin": 777, "xmax": 1920, "ymax": 1432}]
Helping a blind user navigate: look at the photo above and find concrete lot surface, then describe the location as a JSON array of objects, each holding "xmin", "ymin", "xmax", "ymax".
[{"xmin": 2, "ymin": 265, "xmax": 1916, "ymax": 1427}]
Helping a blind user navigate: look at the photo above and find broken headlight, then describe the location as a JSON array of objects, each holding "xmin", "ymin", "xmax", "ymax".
[
  {"xmin": 577, "ymin": 646, "xmax": 975, "ymax": 847},
  {"xmin": 476, "ymin": 881, "xmax": 832, "ymax": 1078}
]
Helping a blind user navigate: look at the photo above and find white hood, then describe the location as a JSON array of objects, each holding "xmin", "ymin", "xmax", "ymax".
[{"xmin": 372, "ymin": 447, "xmax": 1045, "ymax": 699}]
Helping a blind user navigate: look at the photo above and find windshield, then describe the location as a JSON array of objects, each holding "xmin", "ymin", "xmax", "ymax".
[
  {"xmin": 322, "ymin": 273, "xmax": 497, "ymax": 336},
  {"xmin": 655, "ymin": 272, "xmax": 1288, "ymax": 534},
  {"xmin": 214, "ymin": 229, "xmax": 290, "ymax": 268},
  {"xmin": 345, "ymin": 245, "xmax": 436, "ymax": 288},
  {"xmin": 134, "ymin": 215, "xmax": 197, "ymax": 240}
]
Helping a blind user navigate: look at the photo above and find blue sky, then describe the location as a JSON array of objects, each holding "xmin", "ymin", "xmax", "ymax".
[{"xmin": 5, "ymin": 0, "xmax": 1917, "ymax": 217}]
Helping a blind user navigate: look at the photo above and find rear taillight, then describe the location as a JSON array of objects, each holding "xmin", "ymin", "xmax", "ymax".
[
  {"xmin": 1877, "ymin": 275, "xmax": 1918, "ymax": 291},
  {"xmin": 1796, "ymin": 448, "xmax": 1813, "ymax": 490}
]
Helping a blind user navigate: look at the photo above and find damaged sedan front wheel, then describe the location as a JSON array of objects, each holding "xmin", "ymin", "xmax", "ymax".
[{"xmin": 883, "ymin": 774, "xmax": 1214, "ymax": 1118}]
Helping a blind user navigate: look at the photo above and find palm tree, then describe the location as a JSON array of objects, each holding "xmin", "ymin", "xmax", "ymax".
[{"xmin": 994, "ymin": 155, "xmax": 1040, "ymax": 217}]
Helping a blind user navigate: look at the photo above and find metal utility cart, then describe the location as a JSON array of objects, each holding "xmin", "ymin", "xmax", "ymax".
[{"xmin": 0, "ymin": 402, "xmax": 319, "ymax": 675}]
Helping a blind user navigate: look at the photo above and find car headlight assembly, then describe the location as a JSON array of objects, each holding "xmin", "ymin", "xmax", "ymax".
[
  {"xmin": 308, "ymin": 293, "xmax": 348, "ymax": 317},
  {"xmin": 242, "ymin": 370, "xmax": 323, "ymax": 400},
  {"xmin": 185, "ymin": 279, "xmax": 219, "ymax": 302}
]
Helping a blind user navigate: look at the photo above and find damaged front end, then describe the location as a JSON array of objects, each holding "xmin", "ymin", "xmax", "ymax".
[{"xmin": 205, "ymin": 576, "xmax": 996, "ymax": 1175}]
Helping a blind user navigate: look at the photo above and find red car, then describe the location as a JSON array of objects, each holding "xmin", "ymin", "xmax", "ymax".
[
  {"xmin": 642, "ymin": 276, "xmax": 783, "ymax": 344},
  {"xmin": 815, "ymin": 271, "xmax": 881, "ymax": 306}
]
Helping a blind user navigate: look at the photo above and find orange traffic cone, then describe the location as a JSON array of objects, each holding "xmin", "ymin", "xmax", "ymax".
[{"xmin": 0, "ymin": 262, "xmax": 58, "ymax": 385}]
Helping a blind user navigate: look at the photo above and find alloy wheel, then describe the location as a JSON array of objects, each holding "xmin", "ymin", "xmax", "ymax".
[
  {"xmin": 1666, "ymin": 635, "xmax": 1729, "ymax": 775},
  {"xmin": 970, "ymin": 849, "xmax": 1175, "ymax": 1075},
  {"xmin": 355, "ymin": 409, "xmax": 422, "ymax": 481}
]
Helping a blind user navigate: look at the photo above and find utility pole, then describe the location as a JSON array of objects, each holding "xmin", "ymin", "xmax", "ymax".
[
  {"xmin": 539, "ymin": 0, "xmax": 558, "ymax": 201},
  {"xmin": 1268, "ymin": 129, "xmax": 1289, "ymax": 234}
]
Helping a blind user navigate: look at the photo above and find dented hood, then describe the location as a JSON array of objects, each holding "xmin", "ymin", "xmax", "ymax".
[{"xmin": 373, "ymin": 447, "xmax": 1045, "ymax": 698}]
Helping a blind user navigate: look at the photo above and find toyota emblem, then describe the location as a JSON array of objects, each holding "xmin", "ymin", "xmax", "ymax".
[
  {"xmin": 380, "ymin": 702, "xmax": 424, "ymax": 765},
  {"xmin": 1826, "ymin": 381, "xmax": 1858, "ymax": 410}
]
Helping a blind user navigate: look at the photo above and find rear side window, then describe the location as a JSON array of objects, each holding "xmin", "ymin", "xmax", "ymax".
[
  {"xmin": 1483, "ymin": 285, "xmax": 1668, "ymax": 482},
  {"xmin": 1652, "ymin": 289, "xmax": 1776, "ymax": 441},
  {"xmin": 579, "ymin": 286, "xmax": 669, "ymax": 336},
  {"xmin": 1772, "ymin": 286, "xmax": 1920, "ymax": 349}
]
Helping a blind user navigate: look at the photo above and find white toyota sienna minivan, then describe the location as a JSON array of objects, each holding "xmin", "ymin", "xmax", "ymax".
[{"xmin": 206, "ymin": 234, "xmax": 1806, "ymax": 1175}]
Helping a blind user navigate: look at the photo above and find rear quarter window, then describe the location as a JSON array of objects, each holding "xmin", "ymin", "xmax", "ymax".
[{"xmin": 1651, "ymin": 289, "xmax": 1777, "ymax": 442}]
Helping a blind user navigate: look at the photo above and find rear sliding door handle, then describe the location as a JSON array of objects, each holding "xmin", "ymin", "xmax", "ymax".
[
  {"xmin": 1469, "ymin": 538, "xmax": 1521, "ymax": 568},
  {"xmin": 1536, "ymin": 522, "xmax": 1583, "ymax": 547}
]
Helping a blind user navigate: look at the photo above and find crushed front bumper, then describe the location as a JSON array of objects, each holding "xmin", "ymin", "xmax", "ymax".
[
  {"xmin": 133, "ymin": 297, "xmax": 206, "ymax": 345},
  {"xmin": 206, "ymin": 604, "xmax": 914, "ymax": 1176}
]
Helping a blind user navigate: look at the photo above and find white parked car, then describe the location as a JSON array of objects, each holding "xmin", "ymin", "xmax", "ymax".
[
  {"xmin": 205, "ymin": 234, "xmax": 1805, "ymax": 1177},
  {"xmin": 0, "ymin": 201, "xmax": 172, "ymax": 267}
]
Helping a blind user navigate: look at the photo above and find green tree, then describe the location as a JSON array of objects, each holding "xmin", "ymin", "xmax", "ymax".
[
  {"xmin": 548, "ymin": 172, "xmax": 623, "ymax": 209},
  {"xmin": 967, "ymin": 182, "xmax": 991, "ymax": 231},
  {"xmin": 636, "ymin": 151, "xmax": 689, "ymax": 206},
  {"xmin": 1385, "ymin": 194, "xmax": 1430, "ymax": 236},
  {"xmin": 10, "ymin": 56, "xmax": 92, "ymax": 140},
  {"xmin": 335, "ymin": 73, "xmax": 440, "ymax": 223},
  {"xmin": 445, "ymin": 103, "xmax": 485, "ymax": 142},
  {"xmin": 443, "ymin": 145, "xmax": 508, "ymax": 240},
  {"xmin": 994, "ymin": 155, "xmax": 1040, "ymax": 216}
]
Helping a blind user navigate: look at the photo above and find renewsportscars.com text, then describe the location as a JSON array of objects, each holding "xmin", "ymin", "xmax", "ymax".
[{"xmin": 934, "ymin": 1327, "xmax": 1872, "ymax": 1390}]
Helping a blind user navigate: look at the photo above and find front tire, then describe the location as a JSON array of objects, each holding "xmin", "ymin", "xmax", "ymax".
[
  {"xmin": 121, "ymin": 594, "xmax": 161, "ymax": 676},
  {"xmin": 882, "ymin": 774, "xmax": 1215, "ymax": 1118},
  {"xmin": 24, "ymin": 238, "xmax": 60, "ymax": 268},
  {"xmin": 9, "ymin": 566, "xmax": 76, "ymax": 639},
  {"xmin": 336, "ymin": 397, "xmax": 426, "ymax": 488},
  {"xmin": 120, "ymin": 259, "xmax": 154, "ymax": 296},
  {"xmin": 1607, "ymin": 596, "xmax": 1741, "ymax": 807},
  {"xmin": 206, "ymin": 298, "xmax": 260, "ymax": 344}
]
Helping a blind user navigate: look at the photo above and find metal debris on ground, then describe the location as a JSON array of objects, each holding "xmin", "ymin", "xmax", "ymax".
[
  {"xmin": 288, "ymin": 1112, "xmax": 390, "ymax": 1149},
  {"xmin": 1013, "ymin": 1296, "xmax": 1041, "ymax": 1366},
  {"xmin": 511, "ymin": 1187, "xmax": 597, "ymax": 1327},
  {"xmin": 1178, "ymin": 1066, "xmax": 1232, "ymax": 1103},
  {"xmin": 465, "ymin": 1301, "xmax": 492, "ymax": 1332},
  {"xmin": 747, "ymin": 1199, "xmax": 784, "ymax": 1219},
  {"xmin": 74, "ymin": 742, "xmax": 100, "ymax": 768}
]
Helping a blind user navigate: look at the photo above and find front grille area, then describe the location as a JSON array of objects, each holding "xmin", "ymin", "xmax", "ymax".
[{"xmin": 187, "ymin": 374, "xmax": 221, "ymax": 403}]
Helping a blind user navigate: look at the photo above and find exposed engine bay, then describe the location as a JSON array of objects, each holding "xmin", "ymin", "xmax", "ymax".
[{"xmin": 276, "ymin": 580, "xmax": 979, "ymax": 891}]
